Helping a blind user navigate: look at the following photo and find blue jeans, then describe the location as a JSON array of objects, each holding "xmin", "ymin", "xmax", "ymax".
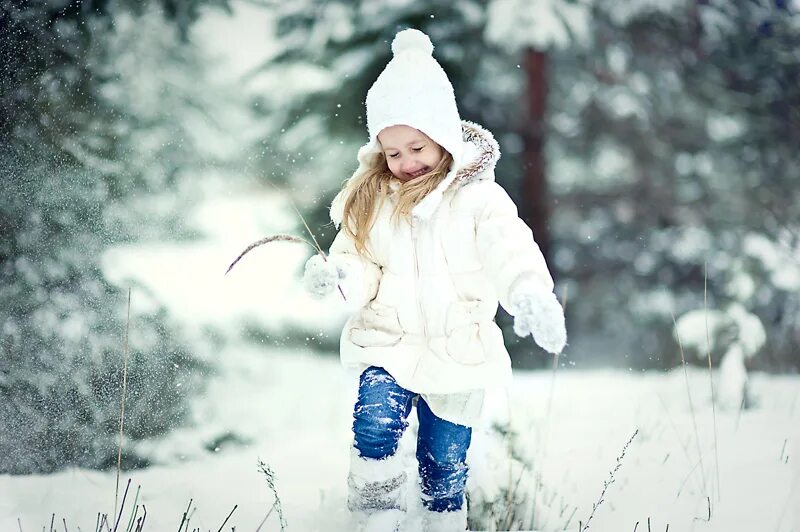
[{"xmin": 352, "ymin": 366, "xmax": 472, "ymax": 512}]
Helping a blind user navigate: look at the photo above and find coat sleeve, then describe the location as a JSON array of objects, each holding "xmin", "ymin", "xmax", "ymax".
[{"xmin": 474, "ymin": 182, "xmax": 555, "ymax": 314}]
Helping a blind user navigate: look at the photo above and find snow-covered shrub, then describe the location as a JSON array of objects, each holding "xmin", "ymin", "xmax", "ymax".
[
  {"xmin": 1, "ymin": 1, "xmax": 237, "ymax": 474},
  {"xmin": 675, "ymin": 303, "xmax": 766, "ymax": 409},
  {"xmin": 0, "ymin": 161, "xmax": 207, "ymax": 474}
]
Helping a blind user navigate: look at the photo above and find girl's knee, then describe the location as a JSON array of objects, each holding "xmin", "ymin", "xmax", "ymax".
[{"xmin": 353, "ymin": 414, "xmax": 407, "ymax": 459}]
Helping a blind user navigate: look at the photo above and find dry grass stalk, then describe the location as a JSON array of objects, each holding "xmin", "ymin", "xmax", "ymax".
[
  {"xmin": 177, "ymin": 499, "xmax": 193, "ymax": 532},
  {"xmin": 216, "ymin": 505, "xmax": 237, "ymax": 532},
  {"xmin": 123, "ymin": 485, "xmax": 141, "ymax": 532},
  {"xmin": 581, "ymin": 429, "xmax": 639, "ymax": 531},
  {"xmin": 225, "ymin": 233, "xmax": 347, "ymax": 301},
  {"xmin": 257, "ymin": 460, "xmax": 287, "ymax": 531},
  {"xmin": 518, "ymin": 285, "xmax": 569, "ymax": 530},
  {"xmin": 256, "ymin": 181, "xmax": 349, "ymax": 301},
  {"xmin": 112, "ymin": 478, "xmax": 131, "ymax": 532},
  {"xmin": 671, "ymin": 310, "xmax": 708, "ymax": 498},
  {"xmin": 655, "ymin": 393, "xmax": 696, "ymax": 488},
  {"xmin": 561, "ymin": 505, "xmax": 578, "ymax": 530},
  {"xmin": 703, "ymin": 261, "xmax": 721, "ymax": 502},
  {"xmin": 115, "ymin": 289, "xmax": 132, "ymax": 523},
  {"xmin": 135, "ymin": 506, "xmax": 147, "ymax": 532},
  {"xmin": 224, "ymin": 234, "xmax": 310, "ymax": 275}
]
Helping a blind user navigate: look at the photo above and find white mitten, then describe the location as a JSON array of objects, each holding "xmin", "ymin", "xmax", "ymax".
[
  {"xmin": 302, "ymin": 254, "xmax": 345, "ymax": 298},
  {"xmin": 509, "ymin": 283, "xmax": 567, "ymax": 354}
]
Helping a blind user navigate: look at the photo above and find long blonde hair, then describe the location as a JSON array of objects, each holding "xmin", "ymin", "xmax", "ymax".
[{"xmin": 341, "ymin": 150, "xmax": 454, "ymax": 257}]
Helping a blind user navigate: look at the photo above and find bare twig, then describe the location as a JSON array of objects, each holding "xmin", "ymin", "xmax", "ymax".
[
  {"xmin": 114, "ymin": 289, "xmax": 132, "ymax": 520},
  {"xmin": 581, "ymin": 429, "xmax": 639, "ymax": 531}
]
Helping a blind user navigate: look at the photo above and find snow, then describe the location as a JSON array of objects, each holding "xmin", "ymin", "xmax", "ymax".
[
  {"xmin": 2, "ymin": 347, "xmax": 798, "ymax": 531},
  {"xmin": 599, "ymin": 0, "xmax": 688, "ymax": 26},
  {"xmin": 485, "ymin": 0, "xmax": 592, "ymax": 52},
  {"xmin": 3, "ymin": 187, "xmax": 799, "ymax": 532},
  {"xmin": 190, "ymin": 1, "xmax": 279, "ymax": 87},
  {"xmin": 743, "ymin": 232, "xmax": 800, "ymax": 292},
  {"xmin": 2, "ymin": 3, "xmax": 798, "ymax": 527},
  {"xmin": 676, "ymin": 304, "xmax": 766, "ymax": 360}
]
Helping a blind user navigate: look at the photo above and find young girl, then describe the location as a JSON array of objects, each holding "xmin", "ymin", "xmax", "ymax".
[{"xmin": 302, "ymin": 29, "xmax": 566, "ymax": 532}]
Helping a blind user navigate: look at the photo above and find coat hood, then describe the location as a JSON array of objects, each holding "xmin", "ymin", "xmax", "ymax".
[{"xmin": 331, "ymin": 121, "xmax": 501, "ymax": 227}]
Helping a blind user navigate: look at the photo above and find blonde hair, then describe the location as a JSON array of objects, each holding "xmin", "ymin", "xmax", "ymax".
[{"xmin": 341, "ymin": 150, "xmax": 454, "ymax": 257}]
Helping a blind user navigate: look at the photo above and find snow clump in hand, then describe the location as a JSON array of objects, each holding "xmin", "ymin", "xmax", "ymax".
[{"xmin": 303, "ymin": 254, "xmax": 345, "ymax": 298}]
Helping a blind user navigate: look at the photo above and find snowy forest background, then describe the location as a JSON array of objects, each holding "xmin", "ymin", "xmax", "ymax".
[{"xmin": 1, "ymin": 0, "xmax": 799, "ymax": 530}]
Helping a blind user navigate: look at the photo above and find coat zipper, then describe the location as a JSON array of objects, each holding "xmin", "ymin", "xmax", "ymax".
[{"xmin": 410, "ymin": 219, "xmax": 429, "ymax": 339}]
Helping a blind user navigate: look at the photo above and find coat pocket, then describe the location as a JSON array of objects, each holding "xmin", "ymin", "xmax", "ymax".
[
  {"xmin": 444, "ymin": 299, "xmax": 489, "ymax": 365},
  {"xmin": 349, "ymin": 301, "xmax": 404, "ymax": 348}
]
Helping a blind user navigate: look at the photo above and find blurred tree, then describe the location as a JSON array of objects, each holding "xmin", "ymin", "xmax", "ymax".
[
  {"xmin": 547, "ymin": 0, "xmax": 800, "ymax": 369},
  {"xmin": 0, "ymin": 0, "xmax": 234, "ymax": 473},
  {"xmin": 484, "ymin": 0, "xmax": 594, "ymax": 261}
]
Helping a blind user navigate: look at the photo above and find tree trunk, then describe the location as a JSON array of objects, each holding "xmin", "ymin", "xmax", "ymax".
[{"xmin": 521, "ymin": 48, "xmax": 551, "ymax": 261}]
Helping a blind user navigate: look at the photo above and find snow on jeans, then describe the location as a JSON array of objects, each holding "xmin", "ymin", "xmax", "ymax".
[{"xmin": 349, "ymin": 366, "xmax": 472, "ymax": 513}]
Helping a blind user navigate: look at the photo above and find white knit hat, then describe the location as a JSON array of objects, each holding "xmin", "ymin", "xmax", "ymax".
[{"xmin": 360, "ymin": 29, "xmax": 464, "ymax": 168}]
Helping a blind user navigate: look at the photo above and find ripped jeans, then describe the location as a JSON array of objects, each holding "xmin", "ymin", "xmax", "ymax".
[{"xmin": 351, "ymin": 366, "xmax": 472, "ymax": 512}]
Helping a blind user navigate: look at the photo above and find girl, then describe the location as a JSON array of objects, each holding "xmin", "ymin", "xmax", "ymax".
[{"xmin": 302, "ymin": 29, "xmax": 566, "ymax": 532}]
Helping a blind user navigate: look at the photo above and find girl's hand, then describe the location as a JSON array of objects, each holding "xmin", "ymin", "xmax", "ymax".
[
  {"xmin": 302, "ymin": 254, "xmax": 345, "ymax": 298},
  {"xmin": 510, "ymin": 285, "xmax": 567, "ymax": 354}
]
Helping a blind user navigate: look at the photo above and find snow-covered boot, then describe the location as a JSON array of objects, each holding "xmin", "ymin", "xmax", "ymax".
[
  {"xmin": 421, "ymin": 507, "xmax": 467, "ymax": 532},
  {"xmin": 348, "ymin": 449, "xmax": 408, "ymax": 532}
]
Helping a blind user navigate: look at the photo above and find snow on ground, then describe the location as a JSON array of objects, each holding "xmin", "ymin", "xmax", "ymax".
[
  {"xmin": 1, "ymin": 347, "xmax": 798, "ymax": 531},
  {"xmin": 1, "ymin": 187, "xmax": 799, "ymax": 531}
]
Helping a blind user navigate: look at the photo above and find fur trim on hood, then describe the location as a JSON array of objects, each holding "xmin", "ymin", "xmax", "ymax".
[{"xmin": 331, "ymin": 120, "xmax": 500, "ymax": 227}]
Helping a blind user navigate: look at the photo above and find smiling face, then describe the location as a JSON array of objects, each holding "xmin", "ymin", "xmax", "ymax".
[{"xmin": 377, "ymin": 125, "xmax": 445, "ymax": 182}]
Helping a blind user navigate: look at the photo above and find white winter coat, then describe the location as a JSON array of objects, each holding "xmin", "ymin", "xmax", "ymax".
[{"xmin": 327, "ymin": 121, "xmax": 554, "ymax": 420}]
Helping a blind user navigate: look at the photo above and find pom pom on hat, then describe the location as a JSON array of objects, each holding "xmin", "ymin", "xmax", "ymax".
[
  {"xmin": 363, "ymin": 29, "xmax": 464, "ymax": 171},
  {"xmin": 391, "ymin": 29, "xmax": 434, "ymax": 56}
]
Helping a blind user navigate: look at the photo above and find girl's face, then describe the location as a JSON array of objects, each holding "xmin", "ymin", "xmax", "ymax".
[{"xmin": 377, "ymin": 125, "xmax": 444, "ymax": 182}]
